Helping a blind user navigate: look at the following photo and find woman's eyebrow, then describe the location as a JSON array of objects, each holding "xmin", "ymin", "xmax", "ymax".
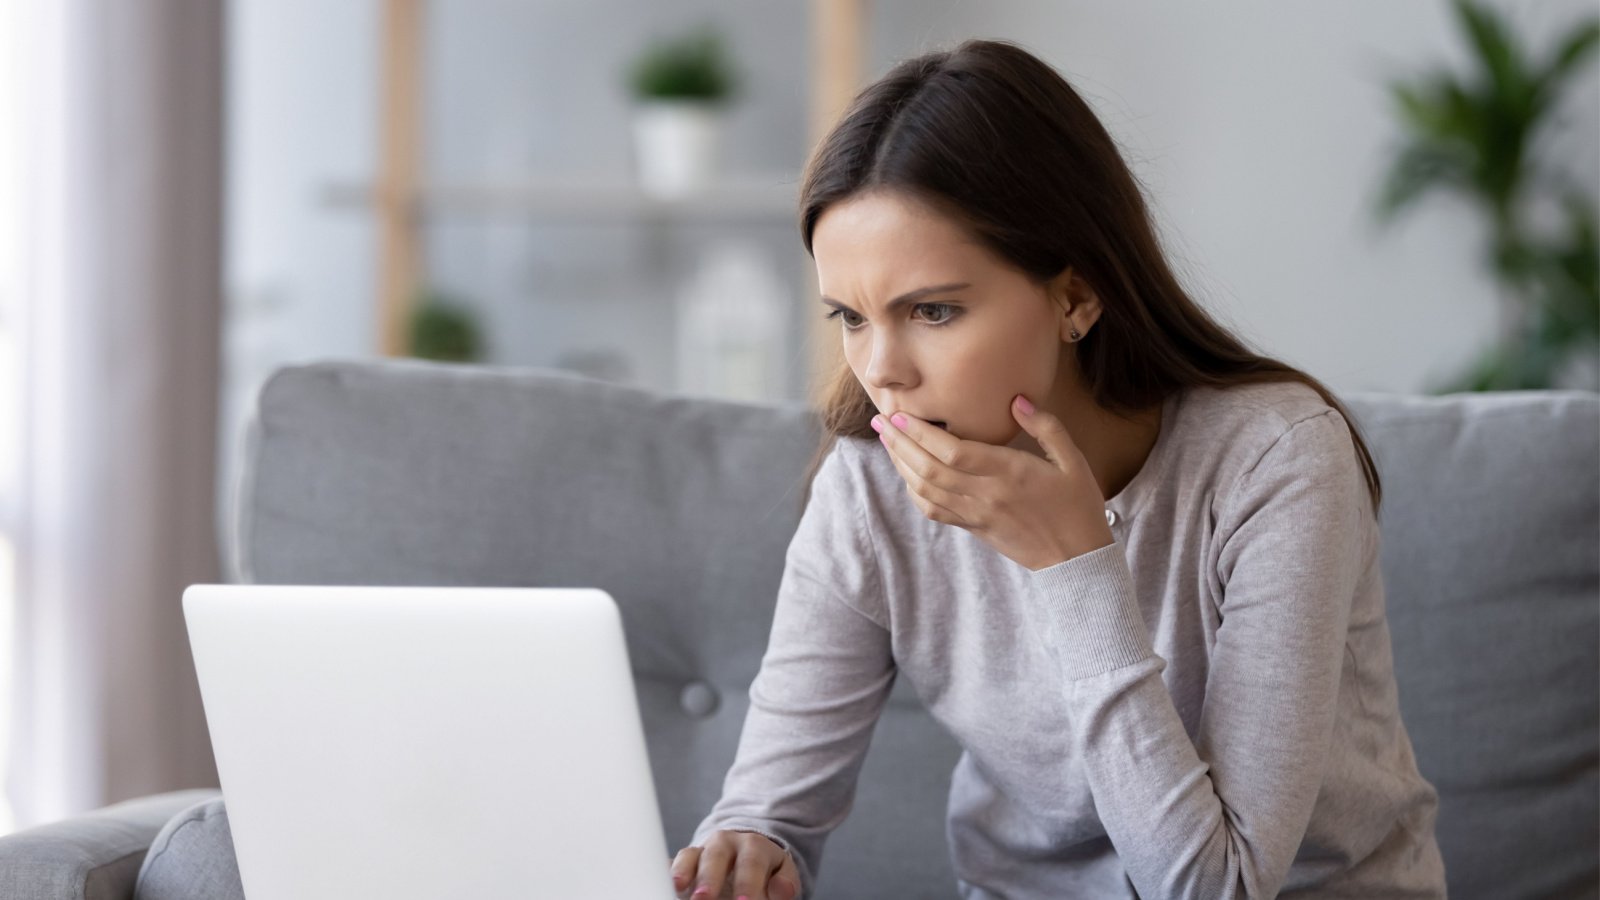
[{"xmin": 820, "ymin": 282, "xmax": 972, "ymax": 315}]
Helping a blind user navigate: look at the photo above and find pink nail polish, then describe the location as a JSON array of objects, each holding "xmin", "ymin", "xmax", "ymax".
[
  {"xmin": 890, "ymin": 413, "xmax": 907, "ymax": 429},
  {"xmin": 869, "ymin": 417, "xmax": 883, "ymax": 433}
]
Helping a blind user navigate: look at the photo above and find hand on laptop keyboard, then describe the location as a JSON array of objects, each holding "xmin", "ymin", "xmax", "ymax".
[{"xmin": 670, "ymin": 830, "xmax": 800, "ymax": 900}]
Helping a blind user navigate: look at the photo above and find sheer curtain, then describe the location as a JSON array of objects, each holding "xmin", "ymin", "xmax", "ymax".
[{"xmin": 1, "ymin": 0, "xmax": 225, "ymax": 830}]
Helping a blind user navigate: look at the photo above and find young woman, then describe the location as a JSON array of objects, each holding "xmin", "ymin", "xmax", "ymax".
[{"xmin": 670, "ymin": 38, "xmax": 1445, "ymax": 900}]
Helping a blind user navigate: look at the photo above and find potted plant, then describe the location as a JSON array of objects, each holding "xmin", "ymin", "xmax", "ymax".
[
  {"xmin": 408, "ymin": 289, "xmax": 484, "ymax": 363},
  {"xmin": 1373, "ymin": 0, "xmax": 1598, "ymax": 392},
  {"xmin": 624, "ymin": 22, "xmax": 741, "ymax": 198}
]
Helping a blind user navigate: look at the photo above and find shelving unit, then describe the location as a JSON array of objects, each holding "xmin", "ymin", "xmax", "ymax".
[
  {"xmin": 322, "ymin": 177, "xmax": 800, "ymax": 222},
  {"xmin": 363, "ymin": 0, "xmax": 867, "ymax": 405}
]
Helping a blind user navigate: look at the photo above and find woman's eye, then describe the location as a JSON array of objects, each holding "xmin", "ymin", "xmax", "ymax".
[
  {"xmin": 822, "ymin": 302, "xmax": 960, "ymax": 330},
  {"xmin": 822, "ymin": 308, "xmax": 864, "ymax": 328}
]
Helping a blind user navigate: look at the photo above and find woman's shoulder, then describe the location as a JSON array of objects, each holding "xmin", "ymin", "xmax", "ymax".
[
  {"xmin": 1167, "ymin": 381, "xmax": 1366, "ymax": 514},
  {"xmin": 1176, "ymin": 380, "xmax": 1349, "ymax": 456},
  {"xmin": 1176, "ymin": 379, "xmax": 1371, "ymax": 523}
]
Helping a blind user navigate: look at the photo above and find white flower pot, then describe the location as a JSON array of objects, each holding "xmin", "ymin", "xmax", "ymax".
[{"xmin": 631, "ymin": 99, "xmax": 723, "ymax": 198}]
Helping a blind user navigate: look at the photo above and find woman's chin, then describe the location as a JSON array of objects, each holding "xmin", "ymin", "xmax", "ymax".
[
  {"xmin": 960, "ymin": 425, "xmax": 1018, "ymax": 447},
  {"xmin": 1002, "ymin": 426, "xmax": 1037, "ymax": 451}
]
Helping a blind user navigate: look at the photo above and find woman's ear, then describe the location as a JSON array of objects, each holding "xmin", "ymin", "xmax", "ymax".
[{"xmin": 1048, "ymin": 266, "xmax": 1103, "ymax": 342}]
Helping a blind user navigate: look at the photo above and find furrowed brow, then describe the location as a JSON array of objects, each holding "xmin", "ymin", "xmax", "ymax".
[{"xmin": 820, "ymin": 282, "xmax": 971, "ymax": 315}]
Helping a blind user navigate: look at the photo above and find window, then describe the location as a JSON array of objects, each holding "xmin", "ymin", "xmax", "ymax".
[{"xmin": 0, "ymin": 0, "xmax": 24, "ymax": 836}]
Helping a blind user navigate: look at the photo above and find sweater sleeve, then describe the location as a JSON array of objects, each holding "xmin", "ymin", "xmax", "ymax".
[
  {"xmin": 1022, "ymin": 410, "xmax": 1369, "ymax": 899},
  {"xmin": 690, "ymin": 438, "xmax": 896, "ymax": 899}
]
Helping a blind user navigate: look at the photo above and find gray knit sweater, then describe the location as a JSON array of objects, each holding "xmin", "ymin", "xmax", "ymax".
[{"xmin": 692, "ymin": 381, "xmax": 1446, "ymax": 898}]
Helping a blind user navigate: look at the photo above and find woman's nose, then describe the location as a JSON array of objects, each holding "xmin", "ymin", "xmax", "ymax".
[{"xmin": 863, "ymin": 335, "xmax": 914, "ymax": 389}]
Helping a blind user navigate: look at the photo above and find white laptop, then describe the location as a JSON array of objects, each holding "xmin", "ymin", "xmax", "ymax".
[{"xmin": 182, "ymin": 584, "xmax": 676, "ymax": 899}]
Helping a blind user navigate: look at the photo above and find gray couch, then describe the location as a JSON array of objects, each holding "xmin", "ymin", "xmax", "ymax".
[{"xmin": 1, "ymin": 358, "xmax": 1595, "ymax": 899}]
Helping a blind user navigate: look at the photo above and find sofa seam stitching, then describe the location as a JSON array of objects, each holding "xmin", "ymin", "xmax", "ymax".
[{"xmin": 139, "ymin": 806, "xmax": 228, "ymax": 874}]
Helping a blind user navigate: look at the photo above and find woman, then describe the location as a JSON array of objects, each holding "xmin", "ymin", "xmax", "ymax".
[{"xmin": 671, "ymin": 38, "xmax": 1445, "ymax": 900}]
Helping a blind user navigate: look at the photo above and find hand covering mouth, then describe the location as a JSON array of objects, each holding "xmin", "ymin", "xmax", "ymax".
[{"xmin": 887, "ymin": 411, "xmax": 949, "ymax": 429}]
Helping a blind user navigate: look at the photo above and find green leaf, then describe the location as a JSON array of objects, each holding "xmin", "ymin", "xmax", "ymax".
[
  {"xmin": 1433, "ymin": 75, "xmax": 1475, "ymax": 141},
  {"xmin": 1532, "ymin": 17, "xmax": 1599, "ymax": 102},
  {"xmin": 1389, "ymin": 81, "xmax": 1449, "ymax": 135},
  {"xmin": 1374, "ymin": 140, "xmax": 1473, "ymax": 222},
  {"xmin": 1542, "ymin": 195, "xmax": 1600, "ymax": 339},
  {"xmin": 1454, "ymin": 0, "xmax": 1526, "ymax": 100}
]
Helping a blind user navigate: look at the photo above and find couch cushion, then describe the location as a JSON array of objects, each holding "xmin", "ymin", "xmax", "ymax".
[
  {"xmin": 1346, "ymin": 389, "xmax": 1599, "ymax": 899},
  {"xmin": 134, "ymin": 798, "xmax": 242, "ymax": 900}
]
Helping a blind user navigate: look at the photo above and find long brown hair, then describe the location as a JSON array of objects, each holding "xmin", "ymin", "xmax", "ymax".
[{"xmin": 795, "ymin": 38, "xmax": 1382, "ymax": 518}]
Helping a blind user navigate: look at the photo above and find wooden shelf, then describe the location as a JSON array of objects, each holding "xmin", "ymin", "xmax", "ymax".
[
  {"xmin": 323, "ymin": 176, "xmax": 801, "ymax": 223},
  {"xmin": 372, "ymin": 0, "xmax": 865, "ymax": 400}
]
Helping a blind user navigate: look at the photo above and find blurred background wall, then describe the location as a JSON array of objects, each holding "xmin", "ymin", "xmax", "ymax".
[{"xmin": 220, "ymin": 0, "xmax": 1599, "ymax": 562}]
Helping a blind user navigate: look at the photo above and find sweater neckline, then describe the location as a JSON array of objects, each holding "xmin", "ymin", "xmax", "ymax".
[{"xmin": 1104, "ymin": 386, "xmax": 1183, "ymax": 523}]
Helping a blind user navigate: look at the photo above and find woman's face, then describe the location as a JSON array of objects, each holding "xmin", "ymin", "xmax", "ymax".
[{"xmin": 812, "ymin": 190, "xmax": 1083, "ymax": 447}]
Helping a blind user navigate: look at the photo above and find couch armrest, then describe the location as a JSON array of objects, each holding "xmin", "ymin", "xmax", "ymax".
[{"xmin": 0, "ymin": 789, "xmax": 223, "ymax": 900}]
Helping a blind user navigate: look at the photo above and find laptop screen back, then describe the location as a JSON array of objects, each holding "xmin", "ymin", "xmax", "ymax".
[{"xmin": 183, "ymin": 584, "xmax": 673, "ymax": 899}]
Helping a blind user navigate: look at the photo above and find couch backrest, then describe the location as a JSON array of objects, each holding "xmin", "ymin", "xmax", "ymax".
[
  {"xmin": 237, "ymin": 360, "xmax": 1598, "ymax": 899},
  {"xmin": 1343, "ymin": 389, "xmax": 1599, "ymax": 898}
]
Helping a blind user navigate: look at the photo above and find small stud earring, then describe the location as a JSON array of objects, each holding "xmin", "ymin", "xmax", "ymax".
[{"xmin": 1068, "ymin": 323, "xmax": 1081, "ymax": 341}]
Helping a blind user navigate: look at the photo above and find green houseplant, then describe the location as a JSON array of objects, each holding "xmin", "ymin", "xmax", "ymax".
[
  {"xmin": 626, "ymin": 24, "xmax": 738, "ymax": 103},
  {"xmin": 1374, "ymin": 0, "xmax": 1598, "ymax": 392},
  {"xmin": 624, "ymin": 23, "xmax": 742, "ymax": 197},
  {"xmin": 408, "ymin": 290, "xmax": 483, "ymax": 363}
]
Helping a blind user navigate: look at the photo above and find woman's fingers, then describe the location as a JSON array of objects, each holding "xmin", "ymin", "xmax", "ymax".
[
  {"xmin": 689, "ymin": 836, "xmax": 736, "ymax": 898},
  {"xmin": 672, "ymin": 831, "xmax": 795, "ymax": 900},
  {"xmin": 729, "ymin": 831, "xmax": 785, "ymax": 899},
  {"xmin": 670, "ymin": 845, "xmax": 702, "ymax": 897},
  {"xmin": 770, "ymin": 852, "xmax": 802, "ymax": 900}
]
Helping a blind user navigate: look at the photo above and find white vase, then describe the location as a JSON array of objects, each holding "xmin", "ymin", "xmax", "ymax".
[
  {"xmin": 631, "ymin": 99, "xmax": 723, "ymax": 198},
  {"xmin": 675, "ymin": 239, "xmax": 788, "ymax": 403}
]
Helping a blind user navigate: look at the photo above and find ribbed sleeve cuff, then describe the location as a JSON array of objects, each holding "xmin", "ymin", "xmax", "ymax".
[
  {"xmin": 1026, "ymin": 541, "xmax": 1155, "ymax": 681},
  {"xmin": 724, "ymin": 826, "xmax": 790, "ymax": 854}
]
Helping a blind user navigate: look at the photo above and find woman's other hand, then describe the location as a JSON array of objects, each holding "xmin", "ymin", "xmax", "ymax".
[{"xmin": 670, "ymin": 830, "xmax": 801, "ymax": 900}]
